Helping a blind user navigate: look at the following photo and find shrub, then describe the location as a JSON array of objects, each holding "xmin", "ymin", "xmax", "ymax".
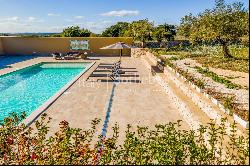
[
  {"xmin": 163, "ymin": 59, "xmax": 206, "ymax": 89},
  {"xmin": 0, "ymin": 113, "xmax": 249, "ymax": 165},
  {"xmin": 194, "ymin": 66, "xmax": 242, "ymax": 89}
]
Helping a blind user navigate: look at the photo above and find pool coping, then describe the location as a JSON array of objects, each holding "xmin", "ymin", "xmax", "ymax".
[
  {"xmin": 0, "ymin": 62, "xmax": 42, "ymax": 77},
  {"xmin": 16, "ymin": 61, "xmax": 96, "ymax": 126}
]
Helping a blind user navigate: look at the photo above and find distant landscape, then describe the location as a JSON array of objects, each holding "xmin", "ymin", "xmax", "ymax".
[{"xmin": 0, "ymin": 33, "xmax": 61, "ymax": 37}]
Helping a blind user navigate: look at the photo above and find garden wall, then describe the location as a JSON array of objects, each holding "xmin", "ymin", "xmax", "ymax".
[
  {"xmin": 133, "ymin": 40, "xmax": 190, "ymax": 48},
  {"xmin": 0, "ymin": 37, "xmax": 133, "ymax": 56},
  {"xmin": 0, "ymin": 38, "xmax": 4, "ymax": 55}
]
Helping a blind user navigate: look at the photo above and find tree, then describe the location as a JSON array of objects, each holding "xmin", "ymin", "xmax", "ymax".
[
  {"xmin": 61, "ymin": 26, "xmax": 91, "ymax": 37},
  {"xmin": 178, "ymin": 0, "xmax": 249, "ymax": 58},
  {"xmin": 80, "ymin": 28, "xmax": 91, "ymax": 37},
  {"xmin": 127, "ymin": 19, "xmax": 154, "ymax": 47},
  {"xmin": 177, "ymin": 13, "xmax": 197, "ymax": 39},
  {"xmin": 153, "ymin": 23, "xmax": 176, "ymax": 47},
  {"xmin": 50, "ymin": 33, "xmax": 61, "ymax": 37},
  {"xmin": 102, "ymin": 22, "xmax": 130, "ymax": 37}
]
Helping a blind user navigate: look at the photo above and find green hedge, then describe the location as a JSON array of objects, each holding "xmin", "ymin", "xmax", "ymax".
[{"xmin": 0, "ymin": 113, "xmax": 249, "ymax": 165}]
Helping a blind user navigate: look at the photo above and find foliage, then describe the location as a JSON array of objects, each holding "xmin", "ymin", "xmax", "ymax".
[
  {"xmin": 177, "ymin": 13, "xmax": 197, "ymax": 39},
  {"xmin": 150, "ymin": 49, "xmax": 247, "ymax": 120},
  {"xmin": 240, "ymin": 35, "xmax": 249, "ymax": 46},
  {"xmin": 194, "ymin": 66, "xmax": 242, "ymax": 89},
  {"xmin": 126, "ymin": 19, "xmax": 154, "ymax": 47},
  {"xmin": 50, "ymin": 34, "xmax": 62, "ymax": 37},
  {"xmin": 0, "ymin": 113, "xmax": 249, "ymax": 165},
  {"xmin": 193, "ymin": 55, "xmax": 249, "ymax": 73},
  {"xmin": 222, "ymin": 96, "xmax": 234, "ymax": 111},
  {"xmin": 0, "ymin": 33, "xmax": 9, "ymax": 36},
  {"xmin": 101, "ymin": 22, "xmax": 130, "ymax": 37},
  {"xmin": 152, "ymin": 23, "xmax": 176, "ymax": 44},
  {"xmin": 178, "ymin": 0, "xmax": 249, "ymax": 58},
  {"xmin": 162, "ymin": 58, "xmax": 206, "ymax": 89},
  {"xmin": 61, "ymin": 26, "xmax": 91, "ymax": 37},
  {"xmin": 221, "ymin": 95, "xmax": 248, "ymax": 120}
]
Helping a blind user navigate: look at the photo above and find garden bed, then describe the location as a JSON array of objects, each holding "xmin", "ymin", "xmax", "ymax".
[
  {"xmin": 134, "ymin": 48, "xmax": 249, "ymax": 125},
  {"xmin": 165, "ymin": 58, "xmax": 249, "ymax": 122},
  {"xmin": 149, "ymin": 45, "xmax": 249, "ymax": 73}
]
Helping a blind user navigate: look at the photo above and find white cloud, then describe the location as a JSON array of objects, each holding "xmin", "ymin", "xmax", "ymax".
[
  {"xmin": 101, "ymin": 10, "xmax": 139, "ymax": 17},
  {"xmin": 48, "ymin": 13, "xmax": 60, "ymax": 17},
  {"xmin": 0, "ymin": 15, "xmax": 112, "ymax": 33},
  {"xmin": 0, "ymin": 21, "xmax": 66, "ymax": 33},
  {"xmin": 0, "ymin": 16, "xmax": 46, "ymax": 33},
  {"xmin": 28, "ymin": 17, "xmax": 36, "ymax": 21},
  {"xmin": 74, "ymin": 16, "xmax": 84, "ymax": 19},
  {"xmin": 7, "ymin": 16, "xmax": 20, "ymax": 21},
  {"xmin": 73, "ymin": 20, "xmax": 113, "ymax": 33},
  {"xmin": 0, "ymin": 16, "xmax": 20, "ymax": 22},
  {"xmin": 27, "ymin": 17, "xmax": 43, "ymax": 22},
  {"xmin": 66, "ymin": 19, "xmax": 75, "ymax": 22}
]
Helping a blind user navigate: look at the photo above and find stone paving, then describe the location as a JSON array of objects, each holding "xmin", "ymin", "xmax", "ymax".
[
  {"xmin": 44, "ymin": 56, "xmax": 190, "ymax": 139},
  {"xmin": 1, "ymin": 55, "xmax": 208, "ymax": 141}
]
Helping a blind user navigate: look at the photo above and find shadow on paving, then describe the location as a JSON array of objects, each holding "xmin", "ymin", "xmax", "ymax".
[
  {"xmin": 0, "ymin": 55, "xmax": 38, "ymax": 69},
  {"xmin": 87, "ymin": 62, "xmax": 141, "ymax": 83},
  {"xmin": 98, "ymin": 79, "xmax": 141, "ymax": 83}
]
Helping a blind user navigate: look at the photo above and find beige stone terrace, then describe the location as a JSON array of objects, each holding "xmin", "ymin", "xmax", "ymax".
[{"xmin": 1, "ymin": 54, "xmax": 243, "ymax": 141}]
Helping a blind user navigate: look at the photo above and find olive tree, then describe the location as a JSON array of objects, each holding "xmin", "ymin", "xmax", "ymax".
[
  {"xmin": 127, "ymin": 19, "xmax": 154, "ymax": 47},
  {"xmin": 102, "ymin": 22, "xmax": 130, "ymax": 37},
  {"xmin": 61, "ymin": 26, "xmax": 91, "ymax": 37},
  {"xmin": 178, "ymin": 0, "xmax": 249, "ymax": 58},
  {"xmin": 153, "ymin": 23, "xmax": 176, "ymax": 47}
]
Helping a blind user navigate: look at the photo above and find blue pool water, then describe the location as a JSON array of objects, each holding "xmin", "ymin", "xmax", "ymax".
[{"xmin": 0, "ymin": 62, "xmax": 90, "ymax": 121}]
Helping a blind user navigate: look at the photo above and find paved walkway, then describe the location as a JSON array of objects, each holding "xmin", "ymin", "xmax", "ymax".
[
  {"xmin": 42, "ymin": 56, "xmax": 190, "ymax": 142},
  {"xmin": 0, "ymin": 55, "xmax": 191, "ymax": 141}
]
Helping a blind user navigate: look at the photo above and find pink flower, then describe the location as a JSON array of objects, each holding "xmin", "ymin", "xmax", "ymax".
[
  {"xmin": 6, "ymin": 137, "xmax": 14, "ymax": 145},
  {"xmin": 4, "ymin": 154, "xmax": 7, "ymax": 161},
  {"xmin": 31, "ymin": 152, "xmax": 38, "ymax": 160}
]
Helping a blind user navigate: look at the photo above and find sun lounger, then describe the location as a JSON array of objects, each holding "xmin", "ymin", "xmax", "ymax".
[
  {"xmin": 52, "ymin": 52, "xmax": 63, "ymax": 60},
  {"xmin": 108, "ymin": 63, "xmax": 121, "ymax": 81},
  {"xmin": 109, "ymin": 72, "xmax": 119, "ymax": 81},
  {"xmin": 63, "ymin": 52, "xmax": 79, "ymax": 60}
]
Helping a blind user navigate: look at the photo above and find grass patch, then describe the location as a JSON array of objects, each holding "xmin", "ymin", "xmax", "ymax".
[{"xmin": 194, "ymin": 66, "xmax": 242, "ymax": 89}]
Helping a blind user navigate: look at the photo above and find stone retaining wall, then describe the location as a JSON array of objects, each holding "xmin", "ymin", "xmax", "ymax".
[
  {"xmin": 131, "ymin": 48, "xmax": 147, "ymax": 58},
  {"xmin": 139, "ymin": 48, "xmax": 248, "ymax": 130}
]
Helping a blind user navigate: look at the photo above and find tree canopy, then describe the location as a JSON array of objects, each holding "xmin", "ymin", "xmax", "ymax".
[
  {"xmin": 153, "ymin": 23, "xmax": 176, "ymax": 43},
  {"xmin": 178, "ymin": 0, "xmax": 249, "ymax": 58},
  {"xmin": 61, "ymin": 26, "xmax": 91, "ymax": 37},
  {"xmin": 126, "ymin": 19, "xmax": 154, "ymax": 47},
  {"xmin": 101, "ymin": 22, "xmax": 130, "ymax": 37}
]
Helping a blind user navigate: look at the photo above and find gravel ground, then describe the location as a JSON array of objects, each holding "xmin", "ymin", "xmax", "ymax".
[{"xmin": 171, "ymin": 58, "xmax": 249, "ymax": 110}]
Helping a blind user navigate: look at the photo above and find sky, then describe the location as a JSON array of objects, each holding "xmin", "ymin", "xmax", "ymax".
[{"xmin": 0, "ymin": 0, "xmax": 249, "ymax": 34}]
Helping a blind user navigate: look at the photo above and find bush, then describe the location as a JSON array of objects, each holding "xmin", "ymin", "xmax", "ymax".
[
  {"xmin": 1, "ymin": 113, "xmax": 248, "ymax": 165},
  {"xmin": 194, "ymin": 66, "xmax": 242, "ymax": 89}
]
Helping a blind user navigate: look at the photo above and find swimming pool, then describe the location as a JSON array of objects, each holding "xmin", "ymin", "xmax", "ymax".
[{"xmin": 0, "ymin": 62, "xmax": 92, "ymax": 121}]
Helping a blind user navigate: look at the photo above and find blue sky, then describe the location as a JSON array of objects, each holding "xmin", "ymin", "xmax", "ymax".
[{"xmin": 0, "ymin": 0, "xmax": 248, "ymax": 33}]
